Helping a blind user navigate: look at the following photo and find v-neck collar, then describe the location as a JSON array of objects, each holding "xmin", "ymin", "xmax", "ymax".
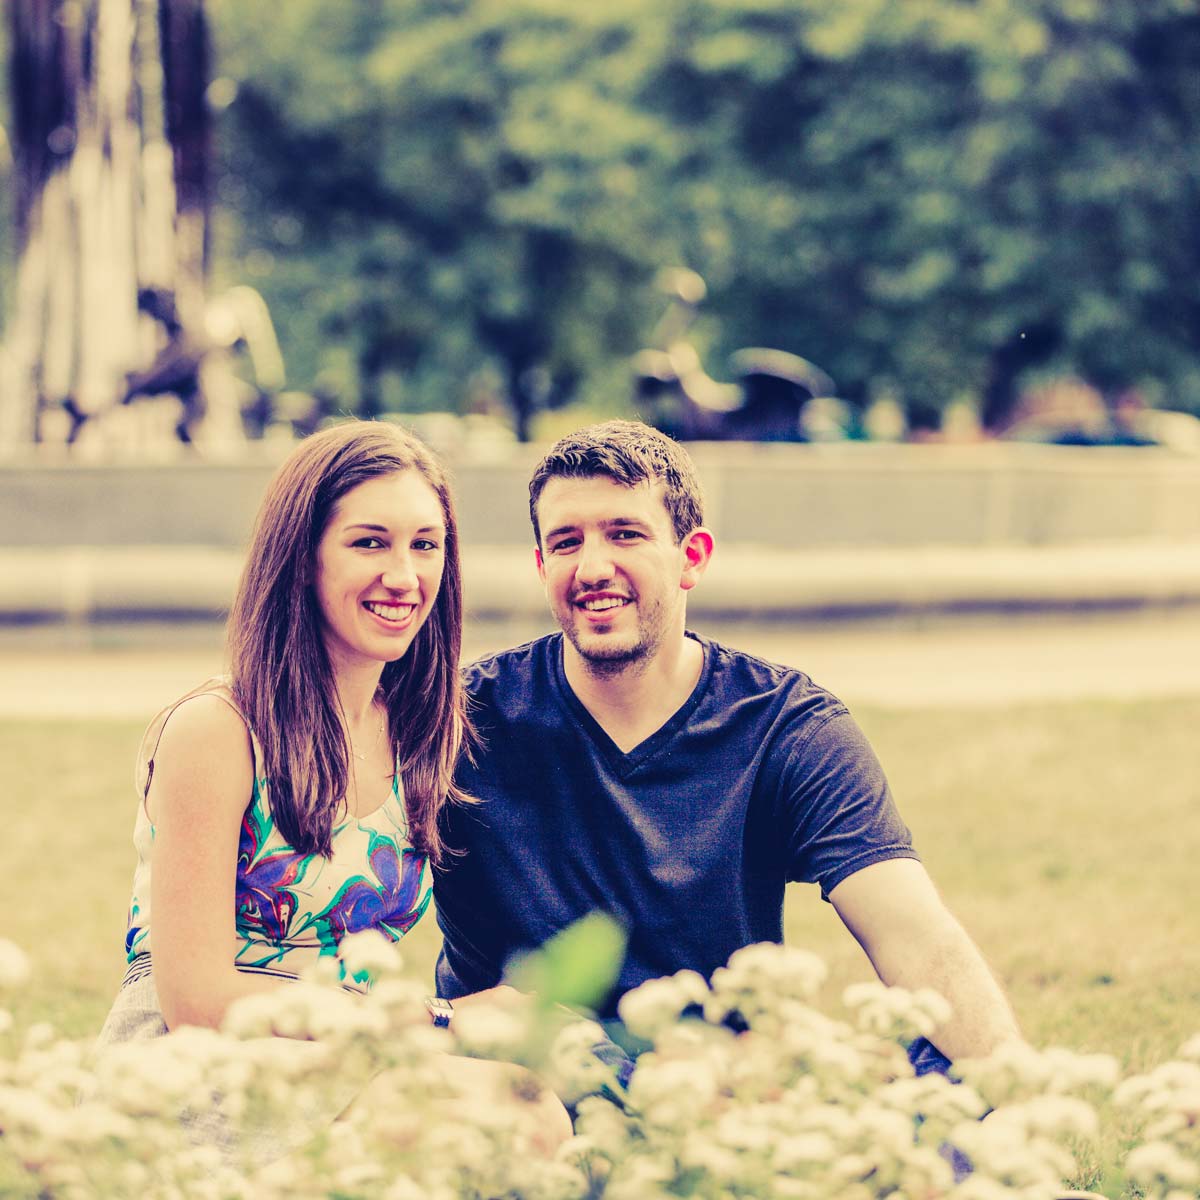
[{"xmin": 550, "ymin": 631, "xmax": 714, "ymax": 778}]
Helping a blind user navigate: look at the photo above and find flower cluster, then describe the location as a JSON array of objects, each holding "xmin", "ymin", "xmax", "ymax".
[
  {"xmin": 1, "ymin": 933, "xmax": 1197, "ymax": 1200},
  {"xmin": 1114, "ymin": 1035, "xmax": 1200, "ymax": 1200}
]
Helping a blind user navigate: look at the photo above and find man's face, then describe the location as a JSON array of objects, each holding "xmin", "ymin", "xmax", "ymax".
[{"xmin": 535, "ymin": 474, "xmax": 691, "ymax": 672}]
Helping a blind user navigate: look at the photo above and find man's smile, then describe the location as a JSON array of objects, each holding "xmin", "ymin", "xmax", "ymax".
[{"xmin": 573, "ymin": 592, "xmax": 632, "ymax": 614}]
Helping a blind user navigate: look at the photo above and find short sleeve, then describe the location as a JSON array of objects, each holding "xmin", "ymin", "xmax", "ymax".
[{"xmin": 774, "ymin": 707, "xmax": 918, "ymax": 897}]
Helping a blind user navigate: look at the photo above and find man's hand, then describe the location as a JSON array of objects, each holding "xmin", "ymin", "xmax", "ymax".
[
  {"xmin": 451, "ymin": 984, "xmax": 533, "ymax": 1014},
  {"xmin": 829, "ymin": 858, "xmax": 1022, "ymax": 1062}
]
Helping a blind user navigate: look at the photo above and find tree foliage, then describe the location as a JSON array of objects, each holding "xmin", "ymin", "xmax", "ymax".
[{"xmin": 10, "ymin": 0, "xmax": 1199, "ymax": 434}]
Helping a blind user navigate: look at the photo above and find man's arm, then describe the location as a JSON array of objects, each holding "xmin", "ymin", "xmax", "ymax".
[{"xmin": 828, "ymin": 857, "xmax": 1021, "ymax": 1062}]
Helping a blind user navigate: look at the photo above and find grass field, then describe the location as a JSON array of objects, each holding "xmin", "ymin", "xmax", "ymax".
[{"xmin": 2, "ymin": 698, "xmax": 1197, "ymax": 1073}]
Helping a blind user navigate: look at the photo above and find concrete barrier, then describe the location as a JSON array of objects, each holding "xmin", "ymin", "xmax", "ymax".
[
  {"xmin": 3, "ymin": 442, "xmax": 1199, "ymax": 548},
  {"xmin": 2, "ymin": 443, "xmax": 1198, "ymax": 622}
]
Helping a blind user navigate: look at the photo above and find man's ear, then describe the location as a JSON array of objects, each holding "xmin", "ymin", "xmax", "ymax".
[
  {"xmin": 535, "ymin": 545, "xmax": 545, "ymax": 584},
  {"xmin": 679, "ymin": 527, "xmax": 714, "ymax": 592}
]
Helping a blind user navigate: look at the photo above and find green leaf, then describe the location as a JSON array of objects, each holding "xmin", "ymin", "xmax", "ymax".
[{"xmin": 505, "ymin": 912, "xmax": 627, "ymax": 1013}]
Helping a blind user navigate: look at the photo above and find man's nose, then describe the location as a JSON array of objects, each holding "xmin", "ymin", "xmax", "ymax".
[{"xmin": 576, "ymin": 537, "xmax": 614, "ymax": 584}]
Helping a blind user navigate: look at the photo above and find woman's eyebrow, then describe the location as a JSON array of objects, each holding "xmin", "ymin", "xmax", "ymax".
[{"xmin": 343, "ymin": 521, "xmax": 445, "ymax": 533}]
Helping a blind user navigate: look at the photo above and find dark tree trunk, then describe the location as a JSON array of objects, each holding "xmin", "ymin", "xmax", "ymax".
[{"xmin": 1, "ymin": 0, "xmax": 215, "ymax": 451}]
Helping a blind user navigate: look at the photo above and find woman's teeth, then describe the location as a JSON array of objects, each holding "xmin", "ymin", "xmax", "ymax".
[{"xmin": 365, "ymin": 601, "xmax": 413, "ymax": 621}]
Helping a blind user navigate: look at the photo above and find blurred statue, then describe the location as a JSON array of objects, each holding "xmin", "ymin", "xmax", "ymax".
[
  {"xmin": 113, "ymin": 284, "xmax": 285, "ymax": 449},
  {"xmin": 633, "ymin": 269, "xmax": 835, "ymax": 441}
]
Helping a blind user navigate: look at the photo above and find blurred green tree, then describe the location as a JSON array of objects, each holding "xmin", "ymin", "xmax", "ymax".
[
  {"xmin": 13, "ymin": 0, "xmax": 1196, "ymax": 440},
  {"xmin": 632, "ymin": 0, "xmax": 1200, "ymax": 422},
  {"xmin": 210, "ymin": 0, "xmax": 686, "ymax": 438}
]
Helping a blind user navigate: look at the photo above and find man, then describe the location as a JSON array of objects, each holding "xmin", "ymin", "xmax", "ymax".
[{"xmin": 434, "ymin": 420, "xmax": 1019, "ymax": 1063}]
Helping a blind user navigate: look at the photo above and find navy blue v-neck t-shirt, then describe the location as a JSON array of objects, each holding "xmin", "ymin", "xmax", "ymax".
[{"xmin": 434, "ymin": 632, "xmax": 917, "ymax": 1017}]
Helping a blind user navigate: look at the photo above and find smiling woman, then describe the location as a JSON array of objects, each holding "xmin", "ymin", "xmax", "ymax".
[
  {"xmin": 314, "ymin": 471, "xmax": 447, "ymax": 685},
  {"xmin": 93, "ymin": 420, "xmax": 571, "ymax": 1160}
]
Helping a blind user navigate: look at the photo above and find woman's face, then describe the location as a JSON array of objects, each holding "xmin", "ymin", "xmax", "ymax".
[{"xmin": 314, "ymin": 470, "xmax": 447, "ymax": 672}]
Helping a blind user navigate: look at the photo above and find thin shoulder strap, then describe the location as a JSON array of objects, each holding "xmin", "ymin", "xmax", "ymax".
[{"xmin": 136, "ymin": 676, "xmax": 259, "ymax": 801}]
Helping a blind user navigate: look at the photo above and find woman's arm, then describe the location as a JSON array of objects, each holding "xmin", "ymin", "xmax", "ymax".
[{"xmin": 147, "ymin": 693, "xmax": 285, "ymax": 1030}]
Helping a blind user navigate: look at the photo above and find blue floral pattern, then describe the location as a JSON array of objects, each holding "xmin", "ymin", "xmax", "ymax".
[{"xmin": 124, "ymin": 684, "xmax": 432, "ymax": 987}]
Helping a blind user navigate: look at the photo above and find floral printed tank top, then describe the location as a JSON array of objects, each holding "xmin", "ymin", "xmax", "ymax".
[{"xmin": 124, "ymin": 679, "xmax": 433, "ymax": 986}]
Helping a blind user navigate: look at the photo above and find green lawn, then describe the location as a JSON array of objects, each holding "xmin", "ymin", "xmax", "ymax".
[{"xmin": 2, "ymin": 700, "xmax": 1197, "ymax": 1070}]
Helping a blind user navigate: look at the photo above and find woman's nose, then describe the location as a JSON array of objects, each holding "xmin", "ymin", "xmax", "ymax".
[{"xmin": 381, "ymin": 550, "xmax": 418, "ymax": 591}]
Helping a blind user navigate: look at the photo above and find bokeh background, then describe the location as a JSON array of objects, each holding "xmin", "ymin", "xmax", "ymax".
[{"xmin": 3, "ymin": 0, "xmax": 1200, "ymax": 448}]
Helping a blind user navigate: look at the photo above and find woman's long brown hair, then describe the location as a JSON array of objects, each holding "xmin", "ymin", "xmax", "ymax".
[{"xmin": 227, "ymin": 420, "xmax": 471, "ymax": 863}]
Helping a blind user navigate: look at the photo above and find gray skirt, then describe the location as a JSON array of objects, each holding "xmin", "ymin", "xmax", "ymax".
[{"xmin": 95, "ymin": 956, "xmax": 360, "ymax": 1167}]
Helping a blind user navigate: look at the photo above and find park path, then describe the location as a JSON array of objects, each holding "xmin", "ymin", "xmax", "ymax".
[{"xmin": 1, "ymin": 608, "xmax": 1197, "ymax": 719}]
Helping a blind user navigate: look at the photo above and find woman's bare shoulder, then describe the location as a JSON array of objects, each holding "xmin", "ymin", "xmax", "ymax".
[{"xmin": 146, "ymin": 691, "xmax": 256, "ymax": 822}]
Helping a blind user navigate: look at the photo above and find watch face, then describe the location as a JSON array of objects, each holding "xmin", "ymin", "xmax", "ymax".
[{"xmin": 425, "ymin": 996, "xmax": 453, "ymax": 1027}]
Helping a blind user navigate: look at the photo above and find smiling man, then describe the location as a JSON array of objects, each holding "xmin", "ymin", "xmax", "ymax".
[{"xmin": 433, "ymin": 420, "xmax": 1020, "ymax": 1064}]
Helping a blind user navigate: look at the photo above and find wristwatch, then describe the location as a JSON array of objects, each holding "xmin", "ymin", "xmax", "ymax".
[{"xmin": 424, "ymin": 996, "xmax": 454, "ymax": 1028}]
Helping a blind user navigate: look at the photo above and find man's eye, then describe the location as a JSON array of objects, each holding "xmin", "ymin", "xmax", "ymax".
[
  {"xmin": 612, "ymin": 530, "xmax": 643, "ymax": 541},
  {"xmin": 550, "ymin": 538, "xmax": 579, "ymax": 553}
]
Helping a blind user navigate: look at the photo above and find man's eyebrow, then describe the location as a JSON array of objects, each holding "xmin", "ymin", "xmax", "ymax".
[{"xmin": 544, "ymin": 517, "xmax": 650, "ymax": 539}]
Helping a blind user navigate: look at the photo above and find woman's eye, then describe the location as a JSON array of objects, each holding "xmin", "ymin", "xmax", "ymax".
[
  {"xmin": 413, "ymin": 539, "xmax": 440, "ymax": 552},
  {"xmin": 353, "ymin": 537, "xmax": 385, "ymax": 549}
]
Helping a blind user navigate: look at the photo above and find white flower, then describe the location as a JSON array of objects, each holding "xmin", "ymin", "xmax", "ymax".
[
  {"xmin": 954, "ymin": 1038, "xmax": 1056, "ymax": 1104},
  {"xmin": 223, "ymin": 979, "xmax": 380, "ymax": 1044},
  {"xmin": 451, "ymin": 1000, "xmax": 530, "ymax": 1058},
  {"xmin": 0, "ymin": 940, "xmax": 31, "ymax": 989},
  {"xmin": 851, "ymin": 1101, "xmax": 920, "ymax": 1158},
  {"xmin": 1178, "ymin": 1033, "xmax": 1200, "ymax": 1062},
  {"xmin": 515, "ymin": 1158, "xmax": 591, "ymax": 1200},
  {"xmin": 771, "ymin": 1131, "xmax": 837, "ymax": 1172},
  {"xmin": 897, "ymin": 1143, "xmax": 957, "ymax": 1195},
  {"xmin": 603, "ymin": 1151, "xmax": 677, "ymax": 1200},
  {"xmin": 361, "ymin": 977, "xmax": 428, "ymax": 1031},
  {"xmin": 1126, "ymin": 1140, "xmax": 1200, "ymax": 1188},
  {"xmin": 842, "ymin": 981, "xmax": 949, "ymax": 1041},
  {"xmin": 993, "ymin": 1094, "xmax": 1099, "ymax": 1140},
  {"xmin": 713, "ymin": 1102, "xmax": 778, "ymax": 1152},
  {"xmin": 548, "ymin": 1019, "xmax": 619, "ymax": 1104},
  {"xmin": 713, "ymin": 943, "xmax": 828, "ymax": 1006},
  {"xmin": 573, "ymin": 1095, "xmax": 634, "ymax": 1158},
  {"xmin": 626, "ymin": 1054, "xmax": 720, "ymax": 1129},
  {"xmin": 381, "ymin": 1177, "xmax": 428, "ymax": 1200},
  {"xmin": 1041, "ymin": 1046, "xmax": 1122, "ymax": 1092},
  {"xmin": 618, "ymin": 970, "xmax": 707, "ymax": 1041},
  {"xmin": 23, "ymin": 1021, "xmax": 56, "ymax": 1051},
  {"xmin": 945, "ymin": 1176, "xmax": 1020, "ymax": 1200},
  {"xmin": 338, "ymin": 928, "xmax": 403, "ymax": 984}
]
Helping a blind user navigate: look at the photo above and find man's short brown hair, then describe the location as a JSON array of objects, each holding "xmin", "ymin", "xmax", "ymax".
[{"xmin": 528, "ymin": 419, "xmax": 705, "ymax": 546}]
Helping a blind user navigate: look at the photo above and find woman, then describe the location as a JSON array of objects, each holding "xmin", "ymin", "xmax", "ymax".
[{"xmin": 98, "ymin": 419, "xmax": 567, "ymax": 1150}]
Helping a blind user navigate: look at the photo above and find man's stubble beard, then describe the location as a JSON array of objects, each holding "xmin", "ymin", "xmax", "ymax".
[{"xmin": 560, "ymin": 596, "xmax": 665, "ymax": 679}]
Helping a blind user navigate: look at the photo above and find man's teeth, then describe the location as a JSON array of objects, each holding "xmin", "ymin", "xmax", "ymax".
[
  {"xmin": 365, "ymin": 601, "xmax": 413, "ymax": 621},
  {"xmin": 579, "ymin": 597, "xmax": 628, "ymax": 611}
]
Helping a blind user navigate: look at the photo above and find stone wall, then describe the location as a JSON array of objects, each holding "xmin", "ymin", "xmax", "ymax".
[{"xmin": 3, "ymin": 442, "xmax": 1198, "ymax": 549}]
